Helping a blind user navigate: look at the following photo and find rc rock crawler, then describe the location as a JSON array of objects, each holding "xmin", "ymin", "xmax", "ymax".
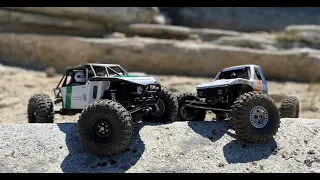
[
  {"xmin": 27, "ymin": 63, "xmax": 178, "ymax": 156},
  {"xmin": 177, "ymin": 64, "xmax": 299, "ymax": 143}
]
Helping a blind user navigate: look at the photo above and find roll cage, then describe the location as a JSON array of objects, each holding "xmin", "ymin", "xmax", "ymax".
[{"xmin": 53, "ymin": 63, "xmax": 130, "ymax": 104}]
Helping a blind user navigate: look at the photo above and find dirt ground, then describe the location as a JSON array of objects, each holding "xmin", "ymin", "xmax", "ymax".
[{"xmin": 0, "ymin": 64, "xmax": 319, "ymax": 124}]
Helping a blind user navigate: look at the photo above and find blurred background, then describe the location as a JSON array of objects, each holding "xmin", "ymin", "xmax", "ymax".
[{"xmin": 0, "ymin": 7, "xmax": 319, "ymax": 123}]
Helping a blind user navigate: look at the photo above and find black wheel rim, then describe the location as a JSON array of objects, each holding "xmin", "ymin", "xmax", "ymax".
[
  {"xmin": 94, "ymin": 119, "xmax": 112, "ymax": 139},
  {"xmin": 151, "ymin": 99, "xmax": 166, "ymax": 116},
  {"xmin": 180, "ymin": 104, "xmax": 198, "ymax": 120}
]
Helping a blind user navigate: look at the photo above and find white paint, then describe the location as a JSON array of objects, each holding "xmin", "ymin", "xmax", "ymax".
[
  {"xmin": 196, "ymin": 64, "xmax": 267, "ymax": 93},
  {"xmin": 115, "ymin": 76, "xmax": 157, "ymax": 85},
  {"xmin": 196, "ymin": 79, "xmax": 245, "ymax": 89}
]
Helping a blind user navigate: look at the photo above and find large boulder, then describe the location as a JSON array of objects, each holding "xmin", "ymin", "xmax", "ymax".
[
  {"xmin": 0, "ymin": 9, "xmax": 106, "ymax": 37},
  {"xmin": 0, "ymin": 119, "xmax": 319, "ymax": 172},
  {"xmin": 126, "ymin": 24, "xmax": 240, "ymax": 40},
  {"xmin": 1, "ymin": 33, "xmax": 320, "ymax": 82},
  {"xmin": 285, "ymin": 25, "xmax": 320, "ymax": 34},
  {"xmin": 0, "ymin": 7, "xmax": 159, "ymax": 37},
  {"xmin": 3, "ymin": 7, "xmax": 158, "ymax": 26},
  {"xmin": 214, "ymin": 33, "xmax": 277, "ymax": 50},
  {"xmin": 275, "ymin": 25, "xmax": 320, "ymax": 50},
  {"xmin": 160, "ymin": 7, "xmax": 320, "ymax": 32}
]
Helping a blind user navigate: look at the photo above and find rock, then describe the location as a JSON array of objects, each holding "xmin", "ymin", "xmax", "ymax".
[
  {"xmin": 153, "ymin": 12, "xmax": 172, "ymax": 25},
  {"xmin": 0, "ymin": 8, "xmax": 106, "ymax": 37},
  {"xmin": 297, "ymin": 32, "xmax": 320, "ymax": 45},
  {"xmin": 276, "ymin": 25, "xmax": 320, "ymax": 50},
  {"xmin": 285, "ymin": 25, "xmax": 320, "ymax": 34},
  {"xmin": 127, "ymin": 24, "xmax": 190, "ymax": 39},
  {"xmin": 0, "ymin": 119, "xmax": 319, "ymax": 172},
  {"xmin": 1, "ymin": 33, "xmax": 320, "ymax": 82},
  {"xmin": 0, "ymin": 7, "xmax": 159, "ymax": 37},
  {"xmin": 45, "ymin": 66, "xmax": 56, "ymax": 78},
  {"xmin": 104, "ymin": 32, "xmax": 126, "ymax": 39},
  {"xmin": 153, "ymin": 14, "xmax": 166, "ymax": 25},
  {"xmin": 127, "ymin": 24, "xmax": 240, "ymax": 40},
  {"xmin": 285, "ymin": 25, "xmax": 320, "ymax": 47},
  {"xmin": 214, "ymin": 34, "xmax": 276, "ymax": 50},
  {"xmin": 160, "ymin": 7, "xmax": 320, "ymax": 32},
  {"xmin": 188, "ymin": 34, "xmax": 201, "ymax": 41},
  {"xmin": 3, "ymin": 7, "xmax": 158, "ymax": 26},
  {"xmin": 190, "ymin": 28, "xmax": 240, "ymax": 41}
]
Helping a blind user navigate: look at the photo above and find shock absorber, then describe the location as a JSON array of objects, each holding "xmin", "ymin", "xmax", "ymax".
[{"xmin": 110, "ymin": 89, "xmax": 117, "ymax": 101}]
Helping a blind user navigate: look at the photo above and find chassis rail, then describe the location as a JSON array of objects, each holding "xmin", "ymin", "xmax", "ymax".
[
  {"xmin": 185, "ymin": 100, "xmax": 231, "ymax": 112},
  {"xmin": 53, "ymin": 82, "xmax": 162, "ymax": 115}
]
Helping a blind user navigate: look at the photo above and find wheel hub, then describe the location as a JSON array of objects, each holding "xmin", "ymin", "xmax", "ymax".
[
  {"xmin": 151, "ymin": 99, "xmax": 166, "ymax": 116},
  {"xmin": 94, "ymin": 120, "xmax": 112, "ymax": 138},
  {"xmin": 180, "ymin": 104, "xmax": 197, "ymax": 120},
  {"xmin": 249, "ymin": 106, "xmax": 269, "ymax": 128}
]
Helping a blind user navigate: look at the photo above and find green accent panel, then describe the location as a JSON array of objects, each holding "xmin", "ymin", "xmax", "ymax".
[
  {"xmin": 114, "ymin": 75, "xmax": 140, "ymax": 78},
  {"xmin": 65, "ymin": 86, "xmax": 72, "ymax": 109}
]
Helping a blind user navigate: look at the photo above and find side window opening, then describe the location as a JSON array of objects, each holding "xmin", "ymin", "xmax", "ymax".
[
  {"xmin": 87, "ymin": 66, "xmax": 95, "ymax": 80},
  {"xmin": 258, "ymin": 68, "xmax": 267, "ymax": 81},
  {"xmin": 66, "ymin": 71, "xmax": 75, "ymax": 86},
  {"xmin": 247, "ymin": 68, "xmax": 251, "ymax": 79},
  {"xmin": 93, "ymin": 66, "xmax": 107, "ymax": 76},
  {"xmin": 63, "ymin": 69, "xmax": 87, "ymax": 87},
  {"xmin": 253, "ymin": 71, "xmax": 257, "ymax": 79},
  {"xmin": 107, "ymin": 68, "xmax": 117, "ymax": 76},
  {"xmin": 107, "ymin": 66, "xmax": 126, "ymax": 76},
  {"xmin": 255, "ymin": 68, "xmax": 262, "ymax": 80}
]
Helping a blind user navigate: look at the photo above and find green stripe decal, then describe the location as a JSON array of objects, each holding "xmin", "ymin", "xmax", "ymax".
[
  {"xmin": 114, "ymin": 75, "xmax": 140, "ymax": 78},
  {"xmin": 65, "ymin": 86, "xmax": 72, "ymax": 109}
]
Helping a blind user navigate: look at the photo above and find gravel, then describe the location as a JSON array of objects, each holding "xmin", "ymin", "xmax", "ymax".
[{"xmin": 0, "ymin": 118, "xmax": 319, "ymax": 173}]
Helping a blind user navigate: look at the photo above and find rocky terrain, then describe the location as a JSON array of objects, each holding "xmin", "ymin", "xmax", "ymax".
[
  {"xmin": 3, "ymin": 23, "xmax": 320, "ymax": 82},
  {"xmin": 0, "ymin": 7, "xmax": 159, "ymax": 37},
  {"xmin": 160, "ymin": 7, "xmax": 320, "ymax": 32},
  {"xmin": 0, "ymin": 119, "xmax": 319, "ymax": 173},
  {"xmin": 2, "ymin": 7, "xmax": 320, "ymax": 34},
  {"xmin": 0, "ymin": 7, "xmax": 320, "ymax": 173}
]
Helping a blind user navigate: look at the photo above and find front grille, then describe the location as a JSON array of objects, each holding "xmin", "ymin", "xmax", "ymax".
[
  {"xmin": 135, "ymin": 84, "xmax": 161, "ymax": 105},
  {"xmin": 197, "ymin": 88, "xmax": 225, "ymax": 98}
]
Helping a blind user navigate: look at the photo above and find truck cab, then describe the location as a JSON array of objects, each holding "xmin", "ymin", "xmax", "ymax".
[{"xmin": 212, "ymin": 64, "xmax": 268, "ymax": 94}]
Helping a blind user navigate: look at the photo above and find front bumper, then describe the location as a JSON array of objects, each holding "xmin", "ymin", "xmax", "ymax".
[
  {"xmin": 133, "ymin": 83, "xmax": 161, "ymax": 106},
  {"xmin": 196, "ymin": 86, "xmax": 228, "ymax": 99}
]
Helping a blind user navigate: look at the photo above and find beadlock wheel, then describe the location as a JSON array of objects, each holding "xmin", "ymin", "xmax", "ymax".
[{"xmin": 249, "ymin": 106, "xmax": 269, "ymax": 128}]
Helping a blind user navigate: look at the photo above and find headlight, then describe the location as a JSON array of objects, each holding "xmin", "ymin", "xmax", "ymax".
[
  {"xmin": 217, "ymin": 89, "xmax": 223, "ymax": 95},
  {"xmin": 198, "ymin": 91, "xmax": 204, "ymax": 96}
]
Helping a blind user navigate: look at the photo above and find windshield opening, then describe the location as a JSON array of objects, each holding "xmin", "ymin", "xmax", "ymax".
[
  {"xmin": 91, "ymin": 65, "xmax": 128, "ymax": 77},
  {"xmin": 107, "ymin": 66, "xmax": 127, "ymax": 76},
  {"xmin": 216, "ymin": 67, "xmax": 250, "ymax": 80}
]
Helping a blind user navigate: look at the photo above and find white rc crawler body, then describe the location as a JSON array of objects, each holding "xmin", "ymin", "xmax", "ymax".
[
  {"xmin": 27, "ymin": 63, "xmax": 178, "ymax": 156},
  {"xmin": 177, "ymin": 64, "xmax": 299, "ymax": 144}
]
